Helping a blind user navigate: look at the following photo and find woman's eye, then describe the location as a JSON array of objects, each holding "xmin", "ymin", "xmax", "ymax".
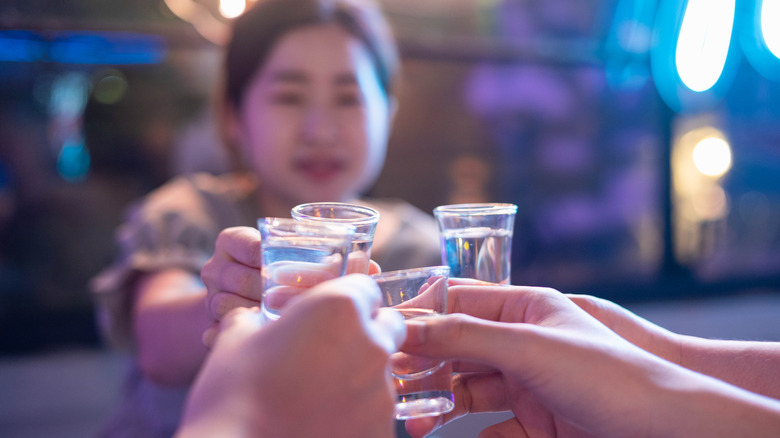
[
  {"xmin": 335, "ymin": 93, "xmax": 362, "ymax": 107},
  {"xmin": 270, "ymin": 92, "xmax": 304, "ymax": 106}
]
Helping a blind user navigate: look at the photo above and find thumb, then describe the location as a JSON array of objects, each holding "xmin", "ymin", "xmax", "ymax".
[
  {"xmin": 371, "ymin": 307, "xmax": 406, "ymax": 354},
  {"xmin": 202, "ymin": 306, "xmax": 264, "ymax": 350}
]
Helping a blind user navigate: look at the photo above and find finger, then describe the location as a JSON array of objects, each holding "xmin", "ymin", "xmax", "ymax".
[
  {"xmin": 206, "ymin": 306, "xmax": 261, "ymax": 348},
  {"xmin": 215, "ymin": 226, "xmax": 263, "ymax": 267},
  {"xmin": 346, "ymin": 251, "xmax": 371, "ymax": 274},
  {"xmin": 453, "ymin": 372, "xmax": 513, "ymax": 415},
  {"xmin": 371, "ymin": 307, "xmax": 406, "ymax": 353},
  {"xmin": 204, "ymin": 261, "xmax": 264, "ymax": 301},
  {"xmin": 402, "ymin": 313, "xmax": 529, "ymax": 369},
  {"xmin": 447, "ymin": 284, "xmax": 512, "ymax": 317},
  {"xmin": 451, "ymin": 360, "xmax": 498, "ymax": 374},
  {"xmin": 368, "ymin": 260, "xmax": 381, "ymax": 275},
  {"xmin": 405, "ymin": 372, "xmax": 509, "ymax": 437},
  {"xmin": 446, "ymin": 285, "xmax": 567, "ymax": 322},
  {"xmin": 270, "ymin": 260, "xmax": 339, "ymax": 287},
  {"xmin": 423, "ymin": 275, "xmax": 448, "ymax": 295},
  {"xmin": 394, "ymin": 274, "xmax": 448, "ymax": 312},
  {"xmin": 478, "ymin": 418, "xmax": 529, "ymax": 438},
  {"xmin": 304, "ymin": 274, "xmax": 382, "ymax": 321},
  {"xmin": 201, "ymin": 322, "xmax": 220, "ymax": 348},
  {"xmin": 447, "ymin": 277, "xmax": 496, "ymax": 287},
  {"xmin": 206, "ymin": 291, "xmax": 261, "ymax": 321},
  {"xmin": 404, "ymin": 415, "xmax": 442, "ymax": 438},
  {"xmin": 339, "ymin": 274, "xmax": 382, "ymax": 318},
  {"xmin": 264, "ymin": 285, "xmax": 307, "ymax": 313}
]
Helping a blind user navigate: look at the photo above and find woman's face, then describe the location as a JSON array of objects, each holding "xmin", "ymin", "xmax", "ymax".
[{"xmin": 232, "ymin": 23, "xmax": 392, "ymax": 206}]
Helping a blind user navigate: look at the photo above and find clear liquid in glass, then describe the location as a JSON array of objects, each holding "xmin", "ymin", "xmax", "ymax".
[
  {"xmin": 261, "ymin": 242, "xmax": 348, "ymax": 320},
  {"xmin": 442, "ymin": 227, "xmax": 512, "ymax": 284},
  {"xmin": 347, "ymin": 235, "xmax": 373, "ymax": 274}
]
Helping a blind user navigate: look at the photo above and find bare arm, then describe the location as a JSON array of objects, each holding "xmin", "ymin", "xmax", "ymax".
[
  {"xmin": 677, "ymin": 336, "xmax": 780, "ymax": 399},
  {"xmin": 133, "ymin": 268, "xmax": 212, "ymax": 386},
  {"xmin": 651, "ymin": 366, "xmax": 780, "ymax": 438},
  {"xmin": 568, "ymin": 294, "xmax": 780, "ymax": 399}
]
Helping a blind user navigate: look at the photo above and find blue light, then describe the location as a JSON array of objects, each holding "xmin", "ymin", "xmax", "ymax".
[
  {"xmin": 740, "ymin": 0, "xmax": 780, "ymax": 82},
  {"xmin": 0, "ymin": 31, "xmax": 46, "ymax": 62},
  {"xmin": 0, "ymin": 30, "xmax": 166, "ymax": 65},
  {"xmin": 604, "ymin": 0, "xmax": 658, "ymax": 91},
  {"xmin": 651, "ymin": 0, "xmax": 741, "ymax": 111},
  {"xmin": 57, "ymin": 136, "xmax": 91, "ymax": 182},
  {"xmin": 675, "ymin": 0, "xmax": 736, "ymax": 92},
  {"xmin": 50, "ymin": 32, "xmax": 166, "ymax": 65}
]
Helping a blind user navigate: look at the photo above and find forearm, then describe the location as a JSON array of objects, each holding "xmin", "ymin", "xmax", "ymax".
[
  {"xmin": 133, "ymin": 269, "xmax": 212, "ymax": 386},
  {"xmin": 650, "ymin": 362, "xmax": 780, "ymax": 437},
  {"xmin": 677, "ymin": 335, "xmax": 780, "ymax": 399},
  {"xmin": 569, "ymin": 294, "xmax": 780, "ymax": 399}
]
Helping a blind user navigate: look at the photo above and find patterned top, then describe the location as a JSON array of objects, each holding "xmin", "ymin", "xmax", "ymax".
[{"xmin": 91, "ymin": 172, "xmax": 441, "ymax": 437}]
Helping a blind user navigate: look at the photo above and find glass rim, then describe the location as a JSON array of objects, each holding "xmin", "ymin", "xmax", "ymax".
[
  {"xmin": 257, "ymin": 217, "xmax": 356, "ymax": 237},
  {"xmin": 291, "ymin": 202, "xmax": 380, "ymax": 226},
  {"xmin": 371, "ymin": 265, "xmax": 450, "ymax": 282},
  {"xmin": 433, "ymin": 203, "xmax": 518, "ymax": 216}
]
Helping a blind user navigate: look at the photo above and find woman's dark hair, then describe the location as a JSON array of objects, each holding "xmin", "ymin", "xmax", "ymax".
[{"xmin": 223, "ymin": 0, "xmax": 399, "ymax": 109}]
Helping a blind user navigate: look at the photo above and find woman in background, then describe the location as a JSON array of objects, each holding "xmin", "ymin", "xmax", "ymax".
[{"xmin": 91, "ymin": 0, "xmax": 440, "ymax": 435}]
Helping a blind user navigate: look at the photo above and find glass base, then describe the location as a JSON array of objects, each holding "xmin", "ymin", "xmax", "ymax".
[
  {"xmin": 260, "ymin": 304, "xmax": 280, "ymax": 323},
  {"xmin": 394, "ymin": 391, "xmax": 454, "ymax": 420}
]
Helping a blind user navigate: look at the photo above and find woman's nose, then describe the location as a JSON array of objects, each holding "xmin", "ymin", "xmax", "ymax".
[{"xmin": 301, "ymin": 105, "xmax": 337, "ymax": 147}]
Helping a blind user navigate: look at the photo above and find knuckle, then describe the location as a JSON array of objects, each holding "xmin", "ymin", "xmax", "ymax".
[
  {"xmin": 209, "ymin": 292, "xmax": 233, "ymax": 320},
  {"xmin": 441, "ymin": 313, "xmax": 471, "ymax": 342},
  {"xmin": 200, "ymin": 258, "xmax": 216, "ymax": 284},
  {"xmin": 214, "ymin": 227, "xmax": 235, "ymax": 249},
  {"xmin": 303, "ymin": 293, "xmax": 362, "ymax": 334},
  {"xmin": 206, "ymin": 292, "xmax": 221, "ymax": 320},
  {"xmin": 539, "ymin": 286, "xmax": 562, "ymax": 296},
  {"xmin": 232, "ymin": 264, "xmax": 251, "ymax": 292},
  {"xmin": 247, "ymin": 239, "xmax": 263, "ymax": 267},
  {"xmin": 319, "ymin": 293, "xmax": 360, "ymax": 319}
]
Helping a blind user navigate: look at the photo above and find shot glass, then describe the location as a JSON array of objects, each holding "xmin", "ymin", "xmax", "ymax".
[
  {"xmin": 372, "ymin": 266, "xmax": 454, "ymax": 420},
  {"xmin": 291, "ymin": 202, "xmax": 380, "ymax": 274},
  {"xmin": 433, "ymin": 203, "xmax": 517, "ymax": 284},
  {"xmin": 257, "ymin": 217, "xmax": 355, "ymax": 321}
]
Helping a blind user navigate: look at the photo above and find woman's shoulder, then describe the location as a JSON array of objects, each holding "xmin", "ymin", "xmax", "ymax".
[
  {"xmin": 363, "ymin": 198, "xmax": 437, "ymax": 233},
  {"xmin": 359, "ymin": 197, "xmax": 441, "ymax": 270},
  {"xmin": 142, "ymin": 173, "xmax": 254, "ymax": 204},
  {"xmin": 129, "ymin": 173, "xmax": 256, "ymax": 221}
]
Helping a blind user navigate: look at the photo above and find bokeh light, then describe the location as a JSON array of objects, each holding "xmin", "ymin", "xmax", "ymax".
[
  {"xmin": 761, "ymin": 0, "xmax": 780, "ymax": 58},
  {"xmin": 219, "ymin": 0, "xmax": 246, "ymax": 19},
  {"xmin": 692, "ymin": 136, "xmax": 732, "ymax": 177},
  {"xmin": 93, "ymin": 69, "xmax": 128, "ymax": 104},
  {"xmin": 675, "ymin": 0, "xmax": 735, "ymax": 92}
]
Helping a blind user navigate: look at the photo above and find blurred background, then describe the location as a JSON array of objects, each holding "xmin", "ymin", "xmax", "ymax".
[{"xmin": 1, "ymin": 0, "xmax": 779, "ymax": 436}]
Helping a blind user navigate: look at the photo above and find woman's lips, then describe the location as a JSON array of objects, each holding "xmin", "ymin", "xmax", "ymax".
[{"xmin": 294, "ymin": 158, "xmax": 346, "ymax": 182}]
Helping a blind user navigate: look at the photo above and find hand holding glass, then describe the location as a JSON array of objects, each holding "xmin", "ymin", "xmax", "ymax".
[
  {"xmin": 257, "ymin": 218, "xmax": 355, "ymax": 321},
  {"xmin": 372, "ymin": 266, "xmax": 454, "ymax": 420}
]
